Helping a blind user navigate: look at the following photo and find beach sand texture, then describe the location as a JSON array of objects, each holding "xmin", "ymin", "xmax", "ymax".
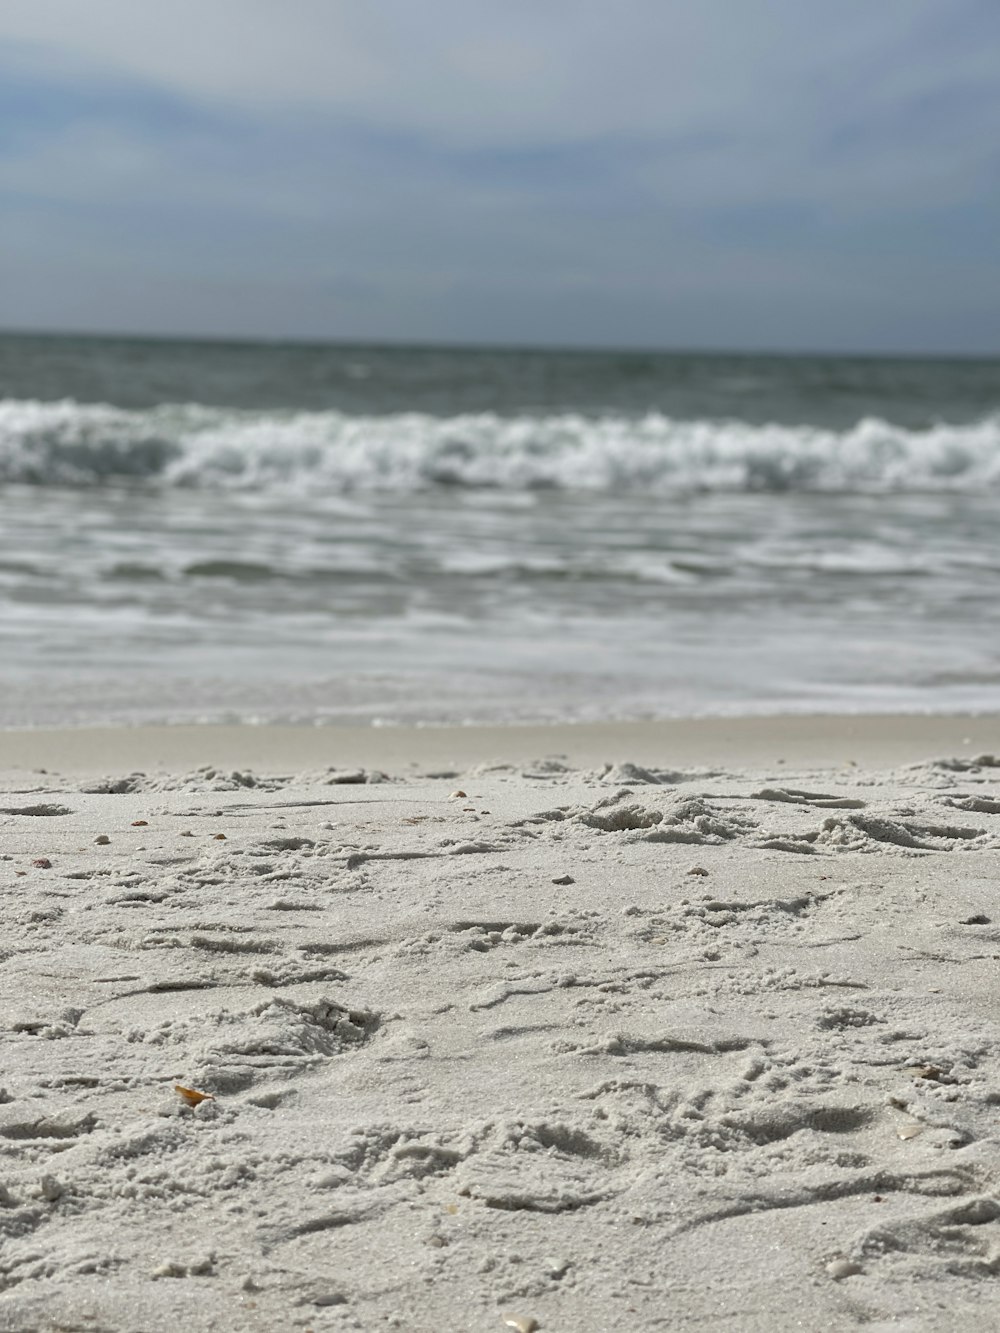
[{"xmin": 2, "ymin": 722, "xmax": 1000, "ymax": 1330}]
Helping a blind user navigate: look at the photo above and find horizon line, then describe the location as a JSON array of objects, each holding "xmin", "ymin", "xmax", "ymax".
[{"xmin": 1, "ymin": 323, "xmax": 997, "ymax": 365}]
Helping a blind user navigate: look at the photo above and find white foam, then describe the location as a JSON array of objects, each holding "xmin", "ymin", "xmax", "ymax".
[{"xmin": 1, "ymin": 397, "xmax": 999, "ymax": 494}]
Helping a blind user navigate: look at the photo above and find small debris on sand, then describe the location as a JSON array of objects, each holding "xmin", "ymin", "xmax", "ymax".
[{"xmin": 174, "ymin": 1084, "xmax": 216, "ymax": 1108}]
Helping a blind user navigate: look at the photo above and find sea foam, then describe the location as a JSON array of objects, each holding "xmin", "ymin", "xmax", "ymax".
[{"xmin": 1, "ymin": 397, "xmax": 999, "ymax": 494}]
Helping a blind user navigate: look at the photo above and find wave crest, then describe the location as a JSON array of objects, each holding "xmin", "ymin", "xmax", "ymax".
[{"xmin": 1, "ymin": 398, "xmax": 999, "ymax": 493}]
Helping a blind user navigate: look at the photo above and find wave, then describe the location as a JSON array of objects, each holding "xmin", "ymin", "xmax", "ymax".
[{"xmin": 1, "ymin": 398, "xmax": 999, "ymax": 494}]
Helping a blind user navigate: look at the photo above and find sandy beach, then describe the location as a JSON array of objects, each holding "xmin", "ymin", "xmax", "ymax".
[
  {"xmin": 6, "ymin": 3, "xmax": 1000, "ymax": 1328},
  {"xmin": 1, "ymin": 715, "xmax": 999, "ymax": 1330}
]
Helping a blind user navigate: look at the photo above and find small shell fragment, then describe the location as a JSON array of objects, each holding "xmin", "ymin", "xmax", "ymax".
[
  {"xmin": 826, "ymin": 1259, "xmax": 862, "ymax": 1280},
  {"xmin": 132, "ymin": 819, "xmax": 148, "ymax": 827},
  {"xmin": 502, "ymin": 1317, "xmax": 539, "ymax": 1333},
  {"xmin": 907, "ymin": 1064, "xmax": 948, "ymax": 1082},
  {"xmin": 32, "ymin": 858, "xmax": 52, "ymax": 869},
  {"xmin": 212, "ymin": 833, "xmax": 227, "ymax": 840},
  {"xmin": 687, "ymin": 865, "xmax": 709, "ymax": 876},
  {"xmin": 896, "ymin": 1124, "xmax": 923, "ymax": 1140},
  {"xmin": 152, "ymin": 1261, "xmax": 187, "ymax": 1279},
  {"xmin": 174, "ymin": 1084, "xmax": 215, "ymax": 1107},
  {"xmin": 450, "ymin": 790, "xmax": 467, "ymax": 799},
  {"xmin": 39, "ymin": 1174, "xmax": 64, "ymax": 1201},
  {"xmin": 94, "ymin": 834, "xmax": 111, "ymax": 845}
]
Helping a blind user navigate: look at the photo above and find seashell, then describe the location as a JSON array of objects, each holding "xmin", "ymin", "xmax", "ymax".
[
  {"xmin": 501, "ymin": 1316, "xmax": 538, "ymax": 1333},
  {"xmin": 174, "ymin": 1084, "xmax": 215, "ymax": 1107},
  {"xmin": 151, "ymin": 1261, "xmax": 187, "ymax": 1279},
  {"xmin": 896, "ymin": 1124, "xmax": 923, "ymax": 1140},
  {"xmin": 826, "ymin": 1259, "xmax": 861, "ymax": 1280},
  {"xmin": 213, "ymin": 833, "xmax": 227, "ymax": 840},
  {"xmin": 39, "ymin": 1174, "xmax": 64, "ymax": 1201},
  {"xmin": 32, "ymin": 858, "xmax": 52, "ymax": 869},
  {"xmin": 131, "ymin": 820, "xmax": 148, "ymax": 827},
  {"xmin": 450, "ymin": 790, "xmax": 467, "ymax": 799},
  {"xmin": 94, "ymin": 834, "xmax": 110, "ymax": 845}
]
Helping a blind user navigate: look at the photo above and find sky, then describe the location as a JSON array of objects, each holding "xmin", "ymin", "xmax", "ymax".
[{"xmin": 1, "ymin": 0, "xmax": 999, "ymax": 354}]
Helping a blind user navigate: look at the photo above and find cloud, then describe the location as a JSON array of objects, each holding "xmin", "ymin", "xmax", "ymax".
[
  {"xmin": 2, "ymin": 0, "xmax": 986, "ymax": 153},
  {"xmin": 1, "ymin": 0, "xmax": 998, "ymax": 350}
]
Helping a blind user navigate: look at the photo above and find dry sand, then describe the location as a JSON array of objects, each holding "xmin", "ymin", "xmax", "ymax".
[{"xmin": 1, "ymin": 716, "xmax": 999, "ymax": 1331}]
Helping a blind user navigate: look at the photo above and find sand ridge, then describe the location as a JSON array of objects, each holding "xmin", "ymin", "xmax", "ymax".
[{"xmin": 1, "ymin": 749, "xmax": 1000, "ymax": 1330}]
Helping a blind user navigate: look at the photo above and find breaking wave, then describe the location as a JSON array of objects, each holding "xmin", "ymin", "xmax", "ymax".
[{"xmin": 2, "ymin": 398, "xmax": 1000, "ymax": 494}]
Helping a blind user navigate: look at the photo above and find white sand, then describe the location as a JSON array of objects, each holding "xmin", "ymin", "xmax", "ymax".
[{"xmin": 2, "ymin": 717, "xmax": 999, "ymax": 1330}]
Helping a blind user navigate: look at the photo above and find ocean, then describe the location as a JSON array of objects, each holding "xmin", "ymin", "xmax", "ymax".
[{"xmin": 1, "ymin": 331, "xmax": 999, "ymax": 728}]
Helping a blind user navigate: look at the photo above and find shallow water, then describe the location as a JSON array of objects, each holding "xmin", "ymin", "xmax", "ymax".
[{"xmin": 1, "ymin": 334, "xmax": 998, "ymax": 726}]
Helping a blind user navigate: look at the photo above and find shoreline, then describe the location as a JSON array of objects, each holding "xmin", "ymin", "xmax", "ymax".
[{"xmin": 1, "ymin": 711, "xmax": 997, "ymax": 776}]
